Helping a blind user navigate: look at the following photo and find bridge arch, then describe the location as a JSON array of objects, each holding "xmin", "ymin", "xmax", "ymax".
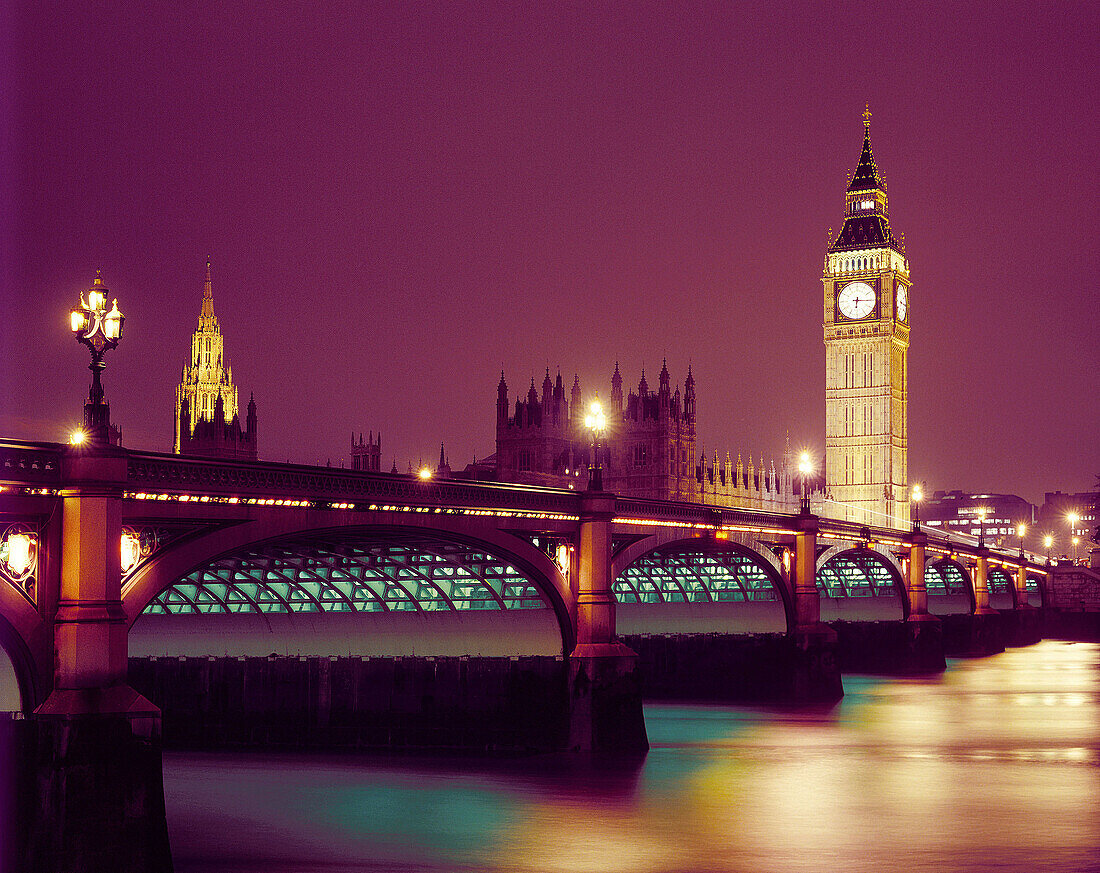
[
  {"xmin": 611, "ymin": 533, "xmax": 790, "ymax": 635},
  {"xmin": 815, "ymin": 545, "xmax": 907, "ymax": 622},
  {"xmin": 925, "ymin": 558, "xmax": 974, "ymax": 615},
  {"xmin": 1026, "ymin": 571, "xmax": 1047, "ymax": 607},
  {"xmin": 0, "ymin": 611, "xmax": 38, "ymax": 712},
  {"xmin": 987, "ymin": 566, "xmax": 1017, "ymax": 610},
  {"xmin": 124, "ymin": 520, "xmax": 574, "ymax": 657}
]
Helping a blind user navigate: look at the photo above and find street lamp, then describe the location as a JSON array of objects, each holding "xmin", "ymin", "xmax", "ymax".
[
  {"xmin": 797, "ymin": 451, "xmax": 813, "ymax": 515},
  {"xmin": 584, "ymin": 399, "xmax": 607, "ymax": 491},
  {"xmin": 1067, "ymin": 512, "xmax": 1080, "ymax": 562},
  {"xmin": 1043, "ymin": 533, "xmax": 1053, "ymax": 560},
  {"xmin": 1016, "ymin": 522, "xmax": 1027, "ymax": 558},
  {"xmin": 911, "ymin": 483, "xmax": 924, "ymax": 531},
  {"xmin": 977, "ymin": 507, "xmax": 988, "ymax": 548},
  {"xmin": 69, "ymin": 271, "xmax": 125, "ymax": 445}
]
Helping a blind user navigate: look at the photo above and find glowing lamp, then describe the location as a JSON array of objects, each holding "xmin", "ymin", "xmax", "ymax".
[
  {"xmin": 584, "ymin": 397, "xmax": 607, "ymax": 490},
  {"xmin": 69, "ymin": 429, "xmax": 87, "ymax": 445},
  {"xmin": 69, "ymin": 271, "xmax": 124, "ymax": 444},
  {"xmin": 103, "ymin": 300, "xmax": 124, "ymax": 340},
  {"xmin": 3, "ymin": 532, "xmax": 34, "ymax": 578},
  {"xmin": 1016, "ymin": 523, "xmax": 1027, "ymax": 538},
  {"xmin": 120, "ymin": 532, "xmax": 141, "ymax": 574},
  {"xmin": 70, "ymin": 309, "xmax": 88, "ymax": 334},
  {"xmin": 418, "ymin": 467, "xmax": 432, "ymax": 480}
]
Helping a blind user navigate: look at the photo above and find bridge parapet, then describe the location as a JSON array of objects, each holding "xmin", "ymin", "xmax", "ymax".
[
  {"xmin": 0, "ymin": 441, "xmax": 63, "ymax": 488},
  {"xmin": 125, "ymin": 449, "xmax": 580, "ymax": 514}
]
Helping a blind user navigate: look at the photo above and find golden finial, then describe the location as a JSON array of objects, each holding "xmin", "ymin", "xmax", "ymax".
[
  {"xmin": 863, "ymin": 103, "xmax": 872, "ymax": 133},
  {"xmin": 93, "ymin": 270, "xmax": 103, "ymax": 286}
]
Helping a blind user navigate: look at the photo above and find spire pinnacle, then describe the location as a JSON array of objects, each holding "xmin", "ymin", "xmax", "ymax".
[
  {"xmin": 846, "ymin": 108, "xmax": 884, "ymax": 193},
  {"xmin": 201, "ymin": 258, "xmax": 215, "ymax": 318}
]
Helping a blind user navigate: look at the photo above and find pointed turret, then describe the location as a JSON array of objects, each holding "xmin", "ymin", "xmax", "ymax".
[
  {"xmin": 201, "ymin": 258, "xmax": 215, "ymax": 316},
  {"xmin": 638, "ymin": 368, "xmax": 648, "ymax": 397},
  {"xmin": 496, "ymin": 371, "xmax": 509, "ymax": 424},
  {"xmin": 684, "ymin": 364, "xmax": 696, "ymax": 422},
  {"xmin": 830, "ymin": 107, "xmax": 901, "ymax": 255},
  {"xmin": 611, "ymin": 362, "xmax": 623, "ymax": 412},
  {"xmin": 847, "ymin": 106, "xmax": 884, "ymax": 193},
  {"xmin": 570, "ymin": 374, "xmax": 582, "ymax": 421}
]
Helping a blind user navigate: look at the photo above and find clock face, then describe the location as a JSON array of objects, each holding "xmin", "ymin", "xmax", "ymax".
[
  {"xmin": 837, "ymin": 281, "xmax": 876, "ymax": 320},
  {"xmin": 896, "ymin": 286, "xmax": 908, "ymax": 322}
]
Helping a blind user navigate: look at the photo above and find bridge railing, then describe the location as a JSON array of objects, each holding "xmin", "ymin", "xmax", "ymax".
[
  {"xmin": 124, "ymin": 449, "xmax": 581, "ymax": 516},
  {"xmin": 0, "ymin": 441, "xmax": 63, "ymax": 487}
]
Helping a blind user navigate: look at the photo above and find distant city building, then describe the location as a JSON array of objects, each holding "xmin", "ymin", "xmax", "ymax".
[
  {"xmin": 823, "ymin": 108, "xmax": 910, "ymax": 529},
  {"xmin": 918, "ymin": 490, "xmax": 1035, "ymax": 547},
  {"xmin": 174, "ymin": 260, "xmax": 258, "ymax": 461},
  {"xmin": 350, "ymin": 432, "xmax": 381, "ymax": 472},
  {"xmin": 1038, "ymin": 490, "xmax": 1099, "ymax": 553},
  {"xmin": 493, "ymin": 363, "xmax": 800, "ymax": 511}
]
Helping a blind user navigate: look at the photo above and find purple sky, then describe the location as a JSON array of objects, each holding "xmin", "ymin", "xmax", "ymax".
[{"xmin": 2, "ymin": 2, "xmax": 1097, "ymax": 505}]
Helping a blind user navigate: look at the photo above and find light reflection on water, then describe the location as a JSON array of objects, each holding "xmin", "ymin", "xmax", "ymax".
[{"xmin": 165, "ymin": 640, "xmax": 1100, "ymax": 872}]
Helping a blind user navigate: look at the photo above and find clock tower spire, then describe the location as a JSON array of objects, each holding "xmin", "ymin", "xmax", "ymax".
[{"xmin": 822, "ymin": 109, "xmax": 910, "ymax": 528}]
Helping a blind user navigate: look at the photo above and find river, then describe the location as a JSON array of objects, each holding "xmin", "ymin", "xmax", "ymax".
[{"xmin": 160, "ymin": 639, "xmax": 1100, "ymax": 872}]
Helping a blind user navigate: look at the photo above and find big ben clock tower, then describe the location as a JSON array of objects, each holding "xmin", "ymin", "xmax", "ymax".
[{"xmin": 823, "ymin": 107, "xmax": 910, "ymax": 528}]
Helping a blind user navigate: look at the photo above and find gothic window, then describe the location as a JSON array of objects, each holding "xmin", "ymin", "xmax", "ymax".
[
  {"xmin": 517, "ymin": 449, "xmax": 532, "ymax": 472},
  {"xmin": 632, "ymin": 445, "xmax": 648, "ymax": 467}
]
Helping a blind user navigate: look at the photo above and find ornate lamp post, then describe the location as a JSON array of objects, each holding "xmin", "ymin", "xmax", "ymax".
[
  {"xmin": 1067, "ymin": 512, "xmax": 1080, "ymax": 563},
  {"xmin": 977, "ymin": 507, "xmax": 988, "ymax": 548},
  {"xmin": 69, "ymin": 271, "xmax": 124, "ymax": 445},
  {"xmin": 1016, "ymin": 522, "xmax": 1027, "ymax": 558},
  {"xmin": 798, "ymin": 451, "xmax": 813, "ymax": 515},
  {"xmin": 1043, "ymin": 533, "xmax": 1053, "ymax": 561},
  {"xmin": 911, "ymin": 483, "xmax": 924, "ymax": 531},
  {"xmin": 584, "ymin": 399, "xmax": 607, "ymax": 491}
]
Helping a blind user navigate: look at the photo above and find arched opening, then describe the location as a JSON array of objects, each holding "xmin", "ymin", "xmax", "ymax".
[
  {"xmin": 613, "ymin": 540, "xmax": 788, "ymax": 634},
  {"xmin": 987, "ymin": 567, "xmax": 1016, "ymax": 610},
  {"xmin": 816, "ymin": 548, "xmax": 906, "ymax": 621},
  {"xmin": 130, "ymin": 529, "xmax": 567, "ymax": 658},
  {"xmin": 1026, "ymin": 573, "xmax": 1045, "ymax": 607},
  {"xmin": 925, "ymin": 559, "xmax": 973, "ymax": 615},
  {"xmin": 0, "ymin": 648, "xmax": 20, "ymax": 712},
  {"xmin": 0, "ymin": 616, "xmax": 34, "ymax": 713}
]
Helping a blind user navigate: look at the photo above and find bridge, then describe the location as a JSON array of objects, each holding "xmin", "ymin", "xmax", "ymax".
[{"xmin": 0, "ymin": 437, "xmax": 1058, "ymax": 871}]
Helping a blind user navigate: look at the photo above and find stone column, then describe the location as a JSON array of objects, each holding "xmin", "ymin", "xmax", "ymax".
[
  {"xmin": 568, "ymin": 491, "xmax": 647, "ymax": 752},
  {"xmin": 1010, "ymin": 561, "xmax": 1041, "ymax": 646},
  {"xmin": 963, "ymin": 547, "xmax": 1005, "ymax": 656},
  {"xmin": 29, "ymin": 446, "xmax": 170, "ymax": 873},
  {"xmin": 1014, "ymin": 563, "xmax": 1030, "ymax": 609},
  {"xmin": 901, "ymin": 531, "xmax": 944, "ymax": 671},
  {"xmin": 788, "ymin": 514, "xmax": 841, "ymax": 701},
  {"xmin": 905, "ymin": 531, "xmax": 931, "ymax": 619},
  {"xmin": 792, "ymin": 513, "xmax": 822, "ymax": 629},
  {"xmin": 972, "ymin": 549, "xmax": 995, "ymax": 614}
]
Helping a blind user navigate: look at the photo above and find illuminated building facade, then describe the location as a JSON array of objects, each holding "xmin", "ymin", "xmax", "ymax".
[
  {"xmin": 494, "ymin": 364, "xmax": 798, "ymax": 510},
  {"xmin": 174, "ymin": 261, "xmax": 258, "ymax": 460},
  {"xmin": 919, "ymin": 490, "xmax": 1035, "ymax": 547},
  {"xmin": 823, "ymin": 108, "xmax": 910, "ymax": 528},
  {"xmin": 1038, "ymin": 490, "xmax": 1099, "ymax": 554}
]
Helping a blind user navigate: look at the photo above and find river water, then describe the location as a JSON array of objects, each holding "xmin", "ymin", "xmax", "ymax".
[{"xmin": 164, "ymin": 640, "xmax": 1100, "ymax": 873}]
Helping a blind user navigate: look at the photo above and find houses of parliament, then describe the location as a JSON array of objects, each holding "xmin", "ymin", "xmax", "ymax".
[{"xmin": 172, "ymin": 111, "xmax": 911, "ymax": 528}]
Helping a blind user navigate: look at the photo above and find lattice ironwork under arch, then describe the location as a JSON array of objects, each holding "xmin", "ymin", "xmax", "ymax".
[
  {"xmin": 986, "ymin": 567, "xmax": 1014, "ymax": 595},
  {"xmin": 926, "ymin": 560, "xmax": 969, "ymax": 596},
  {"xmin": 142, "ymin": 531, "xmax": 550, "ymax": 617},
  {"xmin": 614, "ymin": 542, "xmax": 782, "ymax": 604},
  {"xmin": 816, "ymin": 549, "xmax": 903, "ymax": 598}
]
